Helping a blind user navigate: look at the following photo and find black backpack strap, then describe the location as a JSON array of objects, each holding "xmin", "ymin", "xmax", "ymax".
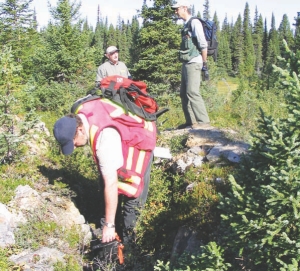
[
  {"xmin": 119, "ymin": 87, "xmax": 149, "ymax": 119},
  {"xmin": 127, "ymin": 83, "xmax": 149, "ymax": 97},
  {"xmin": 102, "ymin": 81, "xmax": 118, "ymax": 99},
  {"xmin": 71, "ymin": 94, "xmax": 101, "ymax": 114},
  {"xmin": 185, "ymin": 16, "xmax": 196, "ymax": 31},
  {"xmin": 155, "ymin": 108, "xmax": 169, "ymax": 118},
  {"xmin": 118, "ymin": 87, "xmax": 131, "ymax": 115},
  {"xmin": 185, "ymin": 17, "xmax": 203, "ymax": 51}
]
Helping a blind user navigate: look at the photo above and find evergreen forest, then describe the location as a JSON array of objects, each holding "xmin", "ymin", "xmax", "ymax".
[{"xmin": 1, "ymin": 0, "xmax": 300, "ymax": 270}]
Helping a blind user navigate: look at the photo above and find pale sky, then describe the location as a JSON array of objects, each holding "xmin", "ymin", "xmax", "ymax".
[{"xmin": 7, "ymin": 0, "xmax": 300, "ymax": 30}]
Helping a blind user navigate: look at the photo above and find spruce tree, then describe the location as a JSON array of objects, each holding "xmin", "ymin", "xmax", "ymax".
[
  {"xmin": 202, "ymin": 0, "xmax": 210, "ymax": 20},
  {"xmin": 106, "ymin": 23, "xmax": 117, "ymax": 49},
  {"xmin": 262, "ymin": 18, "xmax": 269, "ymax": 66},
  {"xmin": 128, "ymin": 16, "xmax": 140, "ymax": 67},
  {"xmin": 263, "ymin": 14, "xmax": 281, "ymax": 89},
  {"xmin": 0, "ymin": 46, "xmax": 37, "ymax": 164},
  {"xmin": 293, "ymin": 12, "xmax": 300, "ymax": 51},
  {"xmin": 32, "ymin": 0, "xmax": 94, "ymax": 83},
  {"xmin": 230, "ymin": 14, "xmax": 243, "ymax": 74},
  {"xmin": 217, "ymin": 16, "xmax": 232, "ymax": 71},
  {"xmin": 132, "ymin": 0, "xmax": 181, "ymax": 94},
  {"xmin": 0, "ymin": 0, "xmax": 40, "ymax": 79},
  {"xmin": 219, "ymin": 43, "xmax": 300, "ymax": 270},
  {"xmin": 239, "ymin": 3, "xmax": 255, "ymax": 78},
  {"xmin": 253, "ymin": 7, "xmax": 264, "ymax": 75},
  {"xmin": 278, "ymin": 14, "xmax": 294, "ymax": 52},
  {"xmin": 91, "ymin": 20, "xmax": 105, "ymax": 67},
  {"xmin": 268, "ymin": 13, "xmax": 280, "ymax": 60}
]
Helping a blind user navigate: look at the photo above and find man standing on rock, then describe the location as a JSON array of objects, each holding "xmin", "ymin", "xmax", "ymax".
[{"xmin": 172, "ymin": 0, "xmax": 210, "ymax": 130}]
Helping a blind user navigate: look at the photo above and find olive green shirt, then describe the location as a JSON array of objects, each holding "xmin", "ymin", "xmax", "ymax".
[{"xmin": 96, "ymin": 61, "xmax": 131, "ymax": 82}]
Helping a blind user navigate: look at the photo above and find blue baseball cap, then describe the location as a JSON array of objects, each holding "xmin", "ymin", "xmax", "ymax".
[{"xmin": 53, "ymin": 116, "xmax": 77, "ymax": 155}]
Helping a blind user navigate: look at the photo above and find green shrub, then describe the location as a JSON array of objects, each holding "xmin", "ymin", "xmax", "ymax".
[
  {"xmin": 219, "ymin": 42, "xmax": 300, "ymax": 270},
  {"xmin": 0, "ymin": 248, "xmax": 14, "ymax": 271},
  {"xmin": 26, "ymin": 81, "xmax": 87, "ymax": 114},
  {"xmin": 15, "ymin": 212, "xmax": 61, "ymax": 250},
  {"xmin": 54, "ymin": 255, "xmax": 82, "ymax": 271},
  {"xmin": 154, "ymin": 242, "xmax": 231, "ymax": 271}
]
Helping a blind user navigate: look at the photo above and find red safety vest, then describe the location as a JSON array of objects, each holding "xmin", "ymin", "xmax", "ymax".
[{"xmin": 74, "ymin": 98, "xmax": 157, "ymax": 198}]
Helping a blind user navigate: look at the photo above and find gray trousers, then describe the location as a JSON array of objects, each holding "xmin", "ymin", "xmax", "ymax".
[{"xmin": 180, "ymin": 62, "xmax": 210, "ymax": 124}]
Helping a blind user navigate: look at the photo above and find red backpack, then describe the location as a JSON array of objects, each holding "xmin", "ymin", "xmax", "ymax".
[
  {"xmin": 99, "ymin": 76, "xmax": 167, "ymax": 121},
  {"xmin": 71, "ymin": 76, "xmax": 168, "ymax": 121}
]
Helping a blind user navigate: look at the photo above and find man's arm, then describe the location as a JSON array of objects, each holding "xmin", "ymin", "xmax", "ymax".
[
  {"xmin": 101, "ymin": 170, "xmax": 118, "ymax": 242},
  {"xmin": 95, "ymin": 63, "xmax": 107, "ymax": 85},
  {"xmin": 191, "ymin": 19, "xmax": 208, "ymax": 62},
  {"xmin": 96, "ymin": 128, "xmax": 123, "ymax": 242},
  {"xmin": 201, "ymin": 48, "xmax": 208, "ymax": 63}
]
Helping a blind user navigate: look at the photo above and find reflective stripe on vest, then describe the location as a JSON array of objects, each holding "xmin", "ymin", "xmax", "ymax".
[
  {"xmin": 118, "ymin": 176, "xmax": 141, "ymax": 197},
  {"xmin": 126, "ymin": 147, "xmax": 146, "ymax": 174},
  {"xmin": 101, "ymin": 98, "xmax": 143, "ymax": 123},
  {"xmin": 136, "ymin": 150, "xmax": 146, "ymax": 174},
  {"xmin": 126, "ymin": 147, "xmax": 134, "ymax": 170},
  {"xmin": 74, "ymin": 104, "xmax": 83, "ymax": 114},
  {"xmin": 144, "ymin": 121, "xmax": 154, "ymax": 132},
  {"xmin": 89, "ymin": 124, "xmax": 99, "ymax": 148}
]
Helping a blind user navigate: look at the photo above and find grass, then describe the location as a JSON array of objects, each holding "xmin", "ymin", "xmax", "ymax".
[
  {"xmin": 0, "ymin": 248, "xmax": 14, "ymax": 271},
  {"xmin": 217, "ymin": 77, "xmax": 238, "ymax": 95}
]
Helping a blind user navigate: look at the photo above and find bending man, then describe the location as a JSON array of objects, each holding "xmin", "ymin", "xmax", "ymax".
[{"xmin": 53, "ymin": 98, "xmax": 156, "ymax": 244}]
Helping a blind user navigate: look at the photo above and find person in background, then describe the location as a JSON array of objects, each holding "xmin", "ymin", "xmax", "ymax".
[
  {"xmin": 171, "ymin": 0, "xmax": 211, "ymax": 129},
  {"xmin": 95, "ymin": 46, "xmax": 131, "ymax": 87}
]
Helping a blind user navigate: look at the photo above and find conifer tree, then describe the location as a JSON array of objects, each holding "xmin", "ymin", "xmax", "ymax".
[
  {"xmin": 252, "ymin": 7, "xmax": 263, "ymax": 75},
  {"xmin": 91, "ymin": 20, "xmax": 105, "ymax": 67},
  {"xmin": 106, "ymin": 23, "xmax": 117, "ymax": 49},
  {"xmin": 117, "ymin": 19, "xmax": 130, "ymax": 65},
  {"xmin": 132, "ymin": 0, "xmax": 181, "ymax": 94},
  {"xmin": 32, "ymin": 0, "xmax": 94, "ymax": 83},
  {"xmin": 230, "ymin": 14, "xmax": 243, "ymax": 74},
  {"xmin": 262, "ymin": 18, "xmax": 268, "ymax": 65},
  {"xmin": 128, "ymin": 16, "xmax": 140, "ymax": 67},
  {"xmin": 213, "ymin": 12, "xmax": 220, "ymax": 33},
  {"xmin": 268, "ymin": 13, "xmax": 280, "ymax": 58},
  {"xmin": 0, "ymin": 0, "xmax": 40, "ymax": 79},
  {"xmin": 202, "ymin": 0, "xmax": 210, "ymax": 20},
  {"xmin": 278, "ymin": 14, "xmax": 294, "ymax": 51},
  {"xmin": 239, "ymin": 3, "xmax": 255, "ymax": 77},
  {"xmin": 263, "ymin": 13, "xmax": 280, "ymax": 88},
  {"xmin": 219, "ymin": 43, "xmax": 300, "ymax": 270},
  {"xmin": 293, "ymin": 12, "xmax": 300, "ymax": 51},
  {"xmin": 0, "ymin": 46, "xmax": 37, "ymax": 164},
  {"xmin": 217, "ymin": 16, "xmax": 232, "ymax": 71}
]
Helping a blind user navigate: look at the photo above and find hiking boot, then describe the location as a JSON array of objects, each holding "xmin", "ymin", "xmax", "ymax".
[
  {"xmin": 191, "ymin": 122, "xmax": 211, "ymax": 129},
  {"xmin": 176, "ymin": 123, "xmax": 192, "ymax": 129}
]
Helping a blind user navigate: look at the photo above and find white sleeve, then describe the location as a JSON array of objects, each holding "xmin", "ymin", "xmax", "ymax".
[
  {"xmin": 191, "ymin": 19, "xmax": 208, "ymax": 50},
  {"xmin": 96, "ymin": 127, "xmax": 123, "ymax": 176}
]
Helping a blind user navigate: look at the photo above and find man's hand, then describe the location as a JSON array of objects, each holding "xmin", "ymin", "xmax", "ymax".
[
  {"xmin": 202, "ymin": 62, "xmax": 210, "ymax": 81},
  {"xmin": 102, "ymin": 226, "xmax": 116, "ymax": 243}
]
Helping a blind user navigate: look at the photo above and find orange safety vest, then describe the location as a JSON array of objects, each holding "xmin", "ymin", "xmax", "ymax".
[{"xmin": 73, "ymin": 98, "xmax": 157, "ymax": 198}]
